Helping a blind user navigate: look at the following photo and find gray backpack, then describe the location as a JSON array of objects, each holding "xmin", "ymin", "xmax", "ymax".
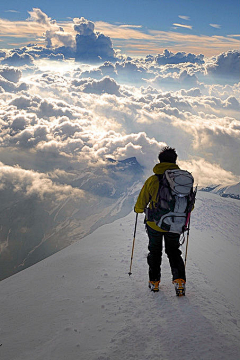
[{"xmin": 146, "ymin": 169, "xmax": 195, "ymax": 234}]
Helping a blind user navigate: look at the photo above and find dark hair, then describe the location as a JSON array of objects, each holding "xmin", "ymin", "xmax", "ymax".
[{"xmin": 158, "ymin": 146, "xmax": 177, "ymax": 163}]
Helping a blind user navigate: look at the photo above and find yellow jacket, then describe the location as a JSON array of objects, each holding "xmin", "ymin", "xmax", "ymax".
[{"xmin": 134, "ymin": 162, "xmax": 180, "ymax": 232}]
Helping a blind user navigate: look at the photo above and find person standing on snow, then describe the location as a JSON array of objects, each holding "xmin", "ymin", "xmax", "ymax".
[{"xmin": 134, "ymin": 146, "xmax": 186, "ymax": 293}]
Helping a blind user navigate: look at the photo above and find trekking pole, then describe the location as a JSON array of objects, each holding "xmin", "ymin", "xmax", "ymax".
[
  {"xmin": 184, "ymin": 216, "xmax": 190, "ymax": 268},
  {"xmin": 128, "ymin": 213, "xmax": 138, "ymax": 276}
]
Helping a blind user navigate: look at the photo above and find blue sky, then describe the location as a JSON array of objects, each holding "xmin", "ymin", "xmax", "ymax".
[{"xmin": 0, "ymin": 0, "xmax": 239, "ymax": 56}]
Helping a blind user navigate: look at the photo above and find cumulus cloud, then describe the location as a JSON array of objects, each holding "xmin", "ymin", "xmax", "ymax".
[
  {"xmin": 91, "ymin": 131, "xmax": 166, "ymax": 170},
  {"xmin": 7, "ymin": 10, "xmax": 116, "ymax": 62},
  {"xmin": 154, "ymin": 49, "xmax": 204, "ymax": 65},
  {"xmin": 73, "ymin": 17, "xmax": 95, "ymax": 35},
  {"xmin": 206, "ymin": 83, "xmax": 240, "ymax": 101},
  {"xmin": 72, "ymin": 76, "xmax": 121, "ymax": 96},
  {"xmin": 0, "ymin": 50, "xmax": 6, "ymax": 58},
  {"xmin": 74, "ymin": 17, "xmax": 115, "ymax": 62},
  {"xmin": 179, "ymin": 158, "xmax": 239, "ymax": 186},
  {"xmin": 0, "ymin": 162, "xmax": 84, "ymax": 201},
  {"xmin": 180, "ymin": 88, "xmax": 202, "ymax": 97},
  {"xmin": 28, "ymin": 8, "xmax": 76, "ymax": 49},
  {"xmin": 150, "ymin": 68, "xmax": 199, "ymax": 90},
  {"xmin": 206, "ymin": 50, "xmax": 240, "ymax": 80},
  {"xmin": 0, "ymin": 75, "xmax": 28, "ymax": 93},
  {"xmin": 45, "ymin": 29, "xmax": 76, "ymax": 49},
  {"xmin": 28, "ymin": 8, "xmax": 54, "ymax": 26},
  {"xmin": 0, "ymin": 67, "xmax": 22, "ymax": 83},
  {"xmin": 2, "ymin": 53, "xmax": 34, "ymax": 66}
]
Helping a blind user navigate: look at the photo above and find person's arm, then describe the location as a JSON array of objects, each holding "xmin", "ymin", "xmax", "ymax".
[{"xmin": 134, "ymin": 178, "xmax": 152, "ymax": 213}]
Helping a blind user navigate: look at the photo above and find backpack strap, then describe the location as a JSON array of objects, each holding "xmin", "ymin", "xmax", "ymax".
[
  {"xmin": 151, "ymin": 173, "xmax": 174, "ymax": 217},
  {"xmin": 155, "ymin": 173, "xmax": 164, "ymax": 204}
]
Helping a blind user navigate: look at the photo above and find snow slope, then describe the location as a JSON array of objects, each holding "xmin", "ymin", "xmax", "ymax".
[
  {"xmin": 0, "ymin": 191, "xmax": 240, "ymax": 360},
  {"xmin": 0, "ymin": 157, "xmax": 143, "ymax": 281}
]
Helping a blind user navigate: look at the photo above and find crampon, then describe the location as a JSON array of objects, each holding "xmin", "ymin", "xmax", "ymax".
[
  {"xmin": 173, "ymin": 279, "xmax": 186, "ymax": 296},
  {"xmin": 148, "ymin": 280, "xmax": 160, "ymax": 292}
]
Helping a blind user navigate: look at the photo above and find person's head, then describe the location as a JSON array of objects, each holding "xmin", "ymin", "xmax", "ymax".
[{"xmin": 158, "ymin": 146, "xmax": 178, "ymax": 163}]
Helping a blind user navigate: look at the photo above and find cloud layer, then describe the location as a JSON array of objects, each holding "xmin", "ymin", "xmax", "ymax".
[
  {"xmin": 0, "ymin": 9, "xmax": 240, "ymax": 191},
  {"xmin": 0, "ymin": 53, "xmax": 239, "ymax": 188}
]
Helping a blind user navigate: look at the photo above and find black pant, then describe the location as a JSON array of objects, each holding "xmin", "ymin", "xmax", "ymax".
[{"xmin": 146, "ymin": 224, "xmax": 186, "ymax": 282}]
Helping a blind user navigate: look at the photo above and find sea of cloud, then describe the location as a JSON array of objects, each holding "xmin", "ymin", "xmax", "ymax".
[{"xmin": 0, "ymin": 9, "xmax": 240, "ymax": 199}]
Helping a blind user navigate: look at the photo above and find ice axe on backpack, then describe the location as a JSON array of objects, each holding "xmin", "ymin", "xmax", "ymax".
[
  {"xmin": 184, "ymin": 215, "xmax": 190, "ymax": 268},
  {"xmin": 184, "ymin": 185, "xmax": 197, "ymax": 268},
  {"xmin": 128, "ymin": 213, "xmax": 138, "ymax": 276}
]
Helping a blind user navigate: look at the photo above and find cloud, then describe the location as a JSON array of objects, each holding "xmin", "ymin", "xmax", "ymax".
[
  {"xmin": 206, "ymin": 83, "xmax": 240, "ymax": 101},
  {"xmin": 179, "ymin": 158, "xmax": 239, "ymax": 186},
  {"xmin": 206, "ymin": 50, "xmax": 240, "ymax": 80},
  {"xmin": 0, "ymin": 50, "xmax": 6, "ymax": 58},
  {"xmin": 180, "ymin": 88, "xmax": 202, "ymax": 97},
  {"xmin": 4, "ymin": 11, "xmax": 116, "ymax": 62},
  {"xmin": 0, "ymin": 66, "xmax": 22, "ymax": 83},
  {"xmin": 72, "ymin": 77, "xmax": 121, "ymax": 96},
  {"xmin": 0, "ymin": 162, "xmax": 84, "ymax": 201},
  {"xmin": 8, "ymin": 94, "xmax": 39, "ymax": 109},
  {"xmin": 27, "ymin": 8, "xmax": 76, "ymax": 49},
  {"xmin": 210, "ymin": 24, "xmax": 221, "ymax": 29},
  {"xmin": 94, "ymin": 21, "xmax": 152, "ymax": 41},
  {"xmin": 178, "ymin": 16, "xmax": 190, "ymax": 21},
  {"xmin": 74, "ymin": 17, "xmax": 116, "ymax": 62},
  {"xmin": 2, "ymin": 52, "xmax": 34, "ymax": 66},
  {"xmin": 90, "ymin": 131, "xmax": 166, "ymax": 170},
  {"xmin": 28, "ymin": 8, "xmax": 53, "ymax": 26},
  {"xmin": 73, "ymin": 17, "xmax": 95, "ymax": 36},
  {"xmin": 173, "ymin": 23, "xmax": 193, "ymax": 30},
  {"xmin": 119, "ymin": 24, "xmax": 143, "ymax": 29},
  {"xmin": 45, "ymin": 29, "xmax": 75, "ymax": 49},
  {"xmin": 114, "ymin": 61, "xmax": 150, "ymax": 84},
  {"xmin": 150, "ymin": 68, "xmax": 199, "ymax": 91},
  {"xmin": 0, "ymin": 74, "xmax": 28, "ymax": 92},
  {"xmin": 4, "ymin": 10, "xmax": 20, "ymax": 13},
  {"xmin": 154, "ymin": 49, "xmax": 204, "ymax": 65}
]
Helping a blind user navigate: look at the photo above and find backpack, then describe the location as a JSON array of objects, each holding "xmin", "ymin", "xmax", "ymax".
[{"xmin": 145, "ymin": 169, "xmax": 196, "ymax": 234}]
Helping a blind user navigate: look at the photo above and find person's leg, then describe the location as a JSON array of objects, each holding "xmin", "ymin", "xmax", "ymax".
[
  {"xmin": 146, "ymin": 224, "xmax": 163, "ymax": 282},
  {"xmin": 164, "ymin": 232, "xmax": 186, "ymax": 281}
]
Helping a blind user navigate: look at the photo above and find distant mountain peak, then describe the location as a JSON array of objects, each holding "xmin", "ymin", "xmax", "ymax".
[
  {"xmin": 106, "ymin": 156, "xmax": 143, "ymax": 172},
  {"xmin": 106, "ymin": 156, "xmax": 139, "ymax": 164}
]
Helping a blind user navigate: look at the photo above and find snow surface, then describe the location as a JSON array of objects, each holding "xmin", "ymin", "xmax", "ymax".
[{"xmin": 0, "ymin": 191, "xmax": 240, "ymax": 360}]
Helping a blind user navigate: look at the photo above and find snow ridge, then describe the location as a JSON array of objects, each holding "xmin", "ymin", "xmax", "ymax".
[
  {"xmin": 200, "ymin": 182, "xmax": 240, "ymax": 200},
  {"xmin": 0, "ymin": 191, "xmax": 240, "ymax": 360}
]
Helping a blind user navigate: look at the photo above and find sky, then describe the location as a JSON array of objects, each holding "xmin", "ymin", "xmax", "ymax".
[{"xmin": 0, "ymin": 0, "xmax": 240, "ymax": 56}]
